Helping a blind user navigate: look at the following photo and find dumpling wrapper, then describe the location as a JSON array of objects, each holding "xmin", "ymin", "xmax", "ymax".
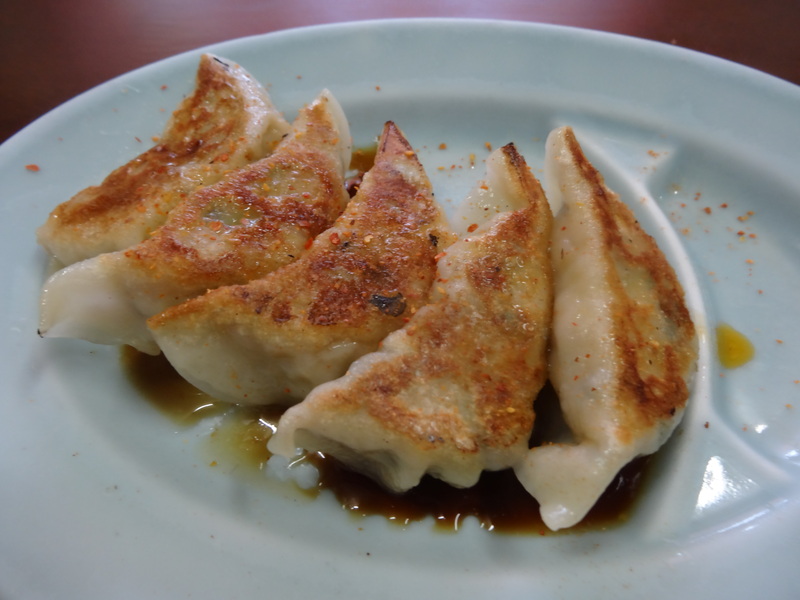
[
  {"xmin": 268, "ymin": 143, "xmax": 553, "ymax": 492},
  {"xmin": 37, "ymin": 54, "xmax": 292, "ymax": 266},
  {"xmin": 148, "ymin": 121, "xmax": 453, "ymax": 405},
  {"xmin": 513, "ymin": 126, "xmax": 698, "ymax": 531},
  {"xmin": 38, "ymin": 90, "xmax": 351, "ymax": 354}
]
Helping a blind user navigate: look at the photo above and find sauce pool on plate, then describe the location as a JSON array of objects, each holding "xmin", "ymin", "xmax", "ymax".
[{"xmin": 121, "ymin": 347, "xmax": 653, "ymax": 535}]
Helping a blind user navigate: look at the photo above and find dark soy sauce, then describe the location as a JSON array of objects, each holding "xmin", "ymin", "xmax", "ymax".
[{"xmin": 122, "ymin": 347, "xmax": 653, "ymax": 535}]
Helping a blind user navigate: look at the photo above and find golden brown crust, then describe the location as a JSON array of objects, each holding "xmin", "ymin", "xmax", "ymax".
[
  {"xmin": 271, "ymin": 143, "xmax": 553, "ymax": 485},
  {"xmin": 149, "ymin": 121, "xmax": 450, "ymax": 356},
  {"xmin": 561, "ymin": 128, "xmax": 696, "ymax": 443},
  {"xmin": 122, "ymin": 110, "xmax": 348, "ymax": 293},
  {"xmin": 37, "ymin": 54, "xmax": 289, "ymax": 263}
]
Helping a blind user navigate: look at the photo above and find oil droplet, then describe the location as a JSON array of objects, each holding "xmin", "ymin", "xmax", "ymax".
[{"xmin": 716, "ymin": 323, "xmax": 755, "ymax": 369}]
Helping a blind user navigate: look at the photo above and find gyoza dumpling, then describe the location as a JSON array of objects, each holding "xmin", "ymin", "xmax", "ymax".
[
  {"xmin": 148, "ymin": 121, "xmax": 452, "ymax": 405},
  {"xmin": 513, "ymin": 127, "xmax": 698, "ymax": 531},
  {"xmin": 37, "ymin": 54, "xmax": 291, "ymax": 266},
  {"xmin": 268, "ymin": 143, "xmax": 553, "ymax": 492},
  {"xmin": 38, "ymin": 90, "xmax": 351, "ymax": 355}
]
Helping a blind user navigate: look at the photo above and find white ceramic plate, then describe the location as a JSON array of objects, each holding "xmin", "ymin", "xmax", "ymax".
[{"xmin": 2, "ymin": 19, "xmax": 799, "ymax": 599}]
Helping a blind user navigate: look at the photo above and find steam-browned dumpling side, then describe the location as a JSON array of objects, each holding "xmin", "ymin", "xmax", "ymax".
[
  {"xmin": 514, "ymin": 126, "xmax": 698, "ymax": 531},
  {"xmin": 37, "ymin": 53, "xmax": 292, "ymax": 265},
  {"xmin": 268, "ymin": 143, "xmax": 553, "ymax": 492},
  {"xmin": 38, "ymin": 90, "xmax": 351, "ymax": 355},
  {"xmin": 148, "ymin": 121, "xmax": 453, "ymax": 405}
]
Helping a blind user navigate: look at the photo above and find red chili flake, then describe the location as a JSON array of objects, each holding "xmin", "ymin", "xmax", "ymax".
[
  {"xmin": 704, "ymin": 421, "xmax": 710, "ymax": 429},
  {"xmin": 703, "ymin": 207, "xmax": 712, "ymax": 215},
  {"xmin": 720, "ymin": 203, "xmax": 729, "ymax": 208},
  {"xmin": 160, "ymin": 84, "xmax": 168, "ymax": 91},
  {"xmin": 25, "ymin": 164, "xmax": 40, "ymax": 172},
  {"xmin": 438, "ymin": 143, "xmax": 447, "ymax": 150},
  {"xmin": 329, "ymin": 232, "xmax": 341, "ymax": 245},
  {"xmin": 467, "ymin": 223, "xmax": 479, "ymax": 233}
]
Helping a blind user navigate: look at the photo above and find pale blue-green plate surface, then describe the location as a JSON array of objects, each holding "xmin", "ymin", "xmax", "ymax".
[{"xmin": 1, "ymin": 19, "xmax": 799, "ymax": 599}]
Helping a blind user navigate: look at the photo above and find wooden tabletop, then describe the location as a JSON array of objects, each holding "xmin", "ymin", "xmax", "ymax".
[{"xmin": 1, "ymin": 0, "xmax": 798, "ymax": 144}]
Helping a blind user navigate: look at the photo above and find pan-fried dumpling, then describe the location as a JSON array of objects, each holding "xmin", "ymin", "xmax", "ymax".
[
  {"xmin": 37, "ymin": 54, "xmax": 291, "ymax": 265},
  {"xmin": 38, "ymin": 90, "xmax": 351, "ymax": 355},
  {"xmin": 513, "ymin": 127, "xmax": 698, "ymax": 531},
  {"xmin": 268, "ymin": 143, "xmax": 553, "ymax": 492},
  {"xmin": 148, "ymin": 121, "xmax": 453, "ymax": 405}
]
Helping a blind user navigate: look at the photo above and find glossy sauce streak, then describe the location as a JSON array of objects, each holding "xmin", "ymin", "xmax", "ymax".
[{"xmin": 122, "ymin": 348, "xmax": 653, "ymax": 535}]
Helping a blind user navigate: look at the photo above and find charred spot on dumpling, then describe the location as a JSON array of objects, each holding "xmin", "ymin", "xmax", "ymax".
[
  {"xmin": 369, "ymin": 292, "xmax": 407, "ymax": 317},
  {"xmin": 429, "ymin": 233, "xmax": 439, "ymax": 247}
]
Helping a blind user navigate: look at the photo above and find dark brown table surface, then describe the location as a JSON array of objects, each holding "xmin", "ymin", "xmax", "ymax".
[{"xmin": 2, "ymin": 0, "xmax": 798, "ymax": 144}]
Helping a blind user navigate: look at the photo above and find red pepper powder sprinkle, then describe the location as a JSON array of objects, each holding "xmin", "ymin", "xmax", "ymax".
[{"xmin": 25, "ymin": 164, "xmax": 40, "ymax": 172}]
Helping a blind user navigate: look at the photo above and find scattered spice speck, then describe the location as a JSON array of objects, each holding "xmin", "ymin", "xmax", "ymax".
[{"xmin": 24, "ymin": 164, "xmax": 40, "ymax": 172}]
